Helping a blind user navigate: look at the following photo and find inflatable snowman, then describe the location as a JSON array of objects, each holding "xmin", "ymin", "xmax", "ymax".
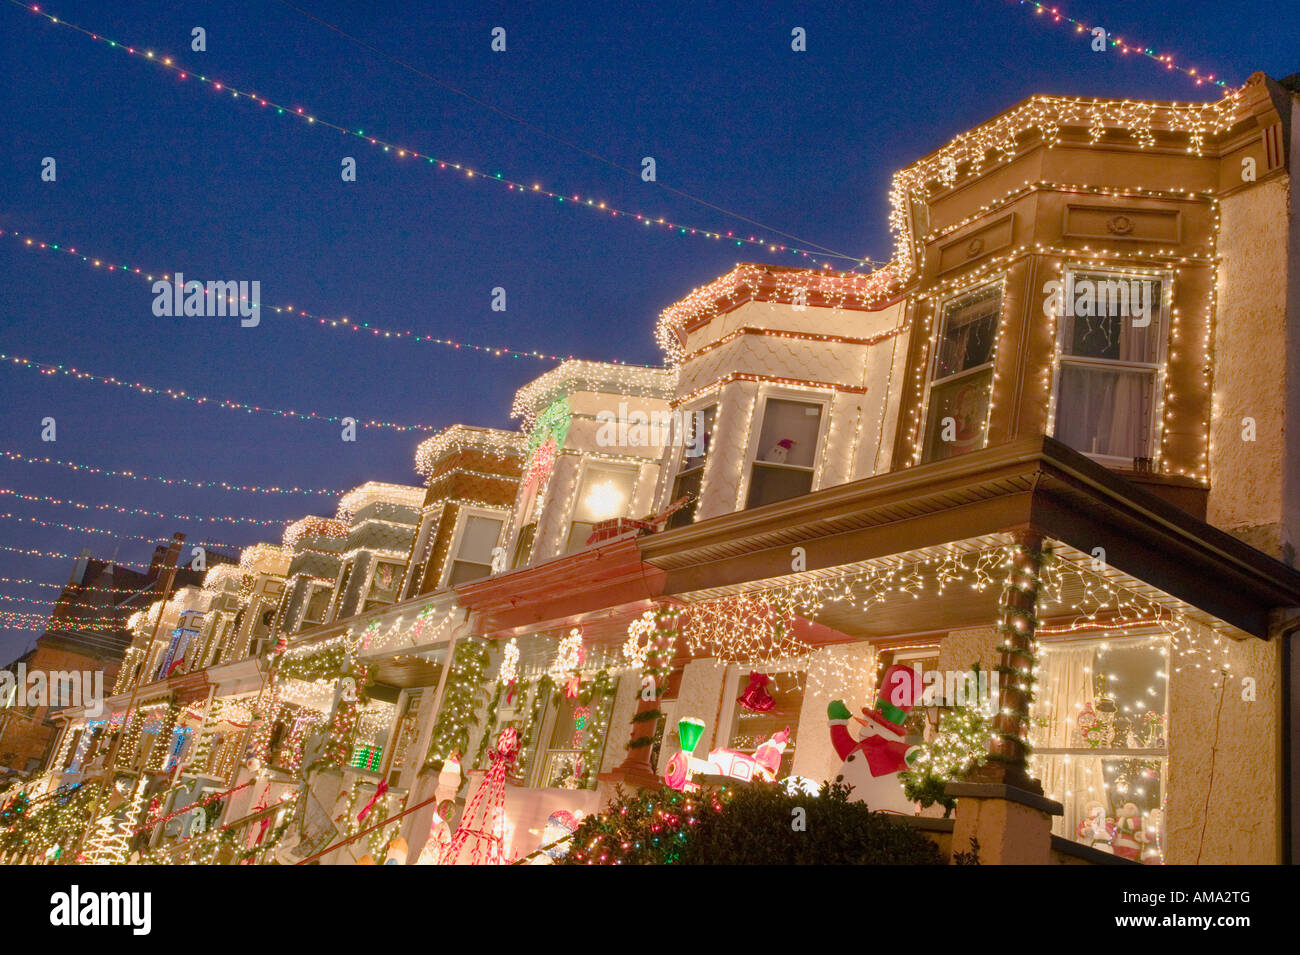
[{"xmin": 827, "ymin": 664, "xmax": 920, "ymax": 814}]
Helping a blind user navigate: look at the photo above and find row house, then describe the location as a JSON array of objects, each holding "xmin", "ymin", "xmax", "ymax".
[{"xmin": 12, "ymin": 71, "xmax": 1300, "ymax": 867}]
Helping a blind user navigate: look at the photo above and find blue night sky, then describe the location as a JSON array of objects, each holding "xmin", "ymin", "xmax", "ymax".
[{"xmin": 1, "ymin": 0, "xmax": 1297, "ymax": 661}]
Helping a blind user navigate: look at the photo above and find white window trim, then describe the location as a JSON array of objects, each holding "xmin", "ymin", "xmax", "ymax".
[
  {"xmin": 735, "ymin": 388, "xmax": 831, "ymax": 511},
  {"xmin": 915, "ymin": 277, "xmax": 1006, "ymax": 465},
  {"xmin": 1047, "ymin": 265, "xmax": 1172, "ymax": 469},
  {"xmin": 439, "ymin": 506, "xmax": 507, "ymax": 589}
]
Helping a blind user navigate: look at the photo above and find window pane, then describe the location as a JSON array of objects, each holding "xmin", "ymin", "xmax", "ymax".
[
  {"xmin": 565, "ymin": 521, "xmax": 596, "ymax": 553},
  {"xmin": 457, "ymin": 515, "xmax": 503, "ymax": 565},
  {"xmin": 755, "ymin": 399, "xmax": 820, "ymax": 468},
  {"xmin": 448, "ymin": 560, "xmax": 492, "ymax": 586},
  {"xmin": 667, "ymin": 467, "xmax": 704, "ymax": 529},
  {"xmin": 1055, "ymin": 365, "xmax": 1156, "ymax": 459},
  {"xmin": 923, "ymin": 368, "xmax": 992, "ymax": 462},
  {"xmin": 934, "ymin": 286, "xmax": 1001, "ymax": 380},
  {"xmin": 729, "ymin": 671, "xmax": 803, "ymax": 780},
  {"xmin": 680, "ymin": 405, "xmax": 716, "ymax": 471},
  {"xmin": 572, "ymin": 466, "xmax": 637, "ymax": 524},
  {"xmin": 512, "ymin": 524, "xmax": 536, "ymax": 568},
  {"xmin": 1062, "ymin": 274, "xmax": 1162, "ymax": 363},
  {"xmin": 746, "ymin": 463, "xmax": 813, "ymax": 508}
]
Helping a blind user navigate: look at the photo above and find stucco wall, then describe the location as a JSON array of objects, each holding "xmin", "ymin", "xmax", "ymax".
[
  {"xmin": 1165, "ymin": 634, "xmax": 1282, "ymax": 864},
  {"xmin": 789, "ymin": 644, "xmax": 876, "ymax": 782},
  {"xmin": 1209, "ymin": 177, "xmax": 1293, "ymax": 562}
]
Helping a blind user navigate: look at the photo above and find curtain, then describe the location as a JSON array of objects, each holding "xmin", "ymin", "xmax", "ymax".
[
  {"xmin": 1056, "ymin": 365, "xmax": 1153, "ymax": 459},
  {"xmin": 1031, "ymin": 644, "xmax": 1107, "ymax": 842}
]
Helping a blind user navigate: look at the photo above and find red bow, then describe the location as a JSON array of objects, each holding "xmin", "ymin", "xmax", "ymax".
[{"xmin": 358, "ymin": 780, "xmax": 389, "ymax": 822}]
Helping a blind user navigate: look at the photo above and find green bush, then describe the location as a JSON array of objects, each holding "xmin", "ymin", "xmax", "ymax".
[{"xmin": 560, "ymin": 782, "xmax": 944, "ymax": 865}]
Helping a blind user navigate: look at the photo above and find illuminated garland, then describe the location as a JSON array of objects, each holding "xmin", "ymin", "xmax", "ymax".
[
  {"xmin": 0, "ymin": 542, "xmax": 151, "ymax": 569},
  {"xmin": 1014, "ymin": 0, "xmax": 1231, "ymax": 88},
  {"xmin": 0, "ymin": 350, "xmax": 436, "ymax": 432},
  {"xmin": 0, "ymin": 448, "xmax": 339, "ymax": 496},
  {"xmin": 424, "ymin": 638, "xmax": 490, "ymax": 771},
  {"xmin": 8, "ymin": 3, "xmax": 862, "ymax": 270},
  {"xmin": 414, "ymin": 426, "xmax": 526, "ymax": 477}
]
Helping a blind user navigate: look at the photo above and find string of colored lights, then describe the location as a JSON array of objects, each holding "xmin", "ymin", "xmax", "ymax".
[
  {"xmin": 0, "ymin": 487, "xmax": 286, "ymax": 528},
  {"xmin": 0, "ymin": 350, "xmax": 437, "ymax": 432},
  {"xmin": 0, "ymin": 576, "xmax": 155, "ymax": 593},
  {"xmin": 0, "ymin": 512, "xmax": 240, "ymax": 550},
  {"xmin": 273, "ymin": 0, "xmax": 864, "ymax": 264},
  {"xmin": 0, "ymin": 449, "xmax": 339, "ymax": 497},
  {"xmin": 1014, "ymin": 0, "xmax": 1231, "ymax": 88},
  {"xmin": 10, "ymin": 2, "xmax": 875, "ymax": 271},
  {"xmin": 0, "ymin": 226, "xmax": 622, "ymax": 364},
  {"xmin": 0, "ymin": 544, "xmax": 152, "ymax": 569}
]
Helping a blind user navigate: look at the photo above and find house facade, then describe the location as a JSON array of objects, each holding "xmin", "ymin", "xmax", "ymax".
[{"xmin": 6, "ymin": 72, "xmax": 1300, "ymax": 865}]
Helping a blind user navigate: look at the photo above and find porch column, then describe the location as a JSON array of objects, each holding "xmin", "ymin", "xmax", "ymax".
[
  {"xmin": 947, "ymin": 532, "xmax": 1062, "ymax": 863},
  {"xmin": 600, "ymin": 607, "xmax": 677, "ymax": 791}
]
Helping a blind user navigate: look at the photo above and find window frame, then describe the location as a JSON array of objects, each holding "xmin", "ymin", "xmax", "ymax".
[
  {"xmin": 440, "ymin": 507, "xmax": 507, "ymax": 588},
  {"xmin": 562, "ymin": 458, "xmax": 641, "ymax": 553},
  {"xmin": 918, "ymin": 278, "xmax": 1005, "ymax": 465},
  {"xmin": 1048, "ymin": 265, "xmax": 1171, "ymax": 468},
  {"xmin": 738, "ymin": 389, "xmax": 830, "ymax": 511},
  {"xmin": 666, "ymin": 400, "xmax": 718, "ymax": 529}
]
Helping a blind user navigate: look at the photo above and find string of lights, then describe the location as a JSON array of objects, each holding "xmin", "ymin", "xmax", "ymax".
[
  {"xmin": 0, "ymin": 448, "xmax": 340, "ymax": 496},
  {"xmin": 0, "ymin": 487, "xmax": 287, "ymax": 527},
  {"xmin": 10, "ymin": 2, "xmax": 873, "ymax": 271},
  {"xmin": 0, "ymin": 350, "xmax": 438, "ymax": 432},
  {"xmin": 0, "ymin": 543, "xmax": 152, "ymax": 569},
  {"xmin": 0, "ymin": 227, "xmax": 637, "ymax": 366},
  {"xmin": 1014, "ymin": 1, "xmax": 1232, "ymax": 88},
  {"xmin": 273, "ymin": 0, "xmax": 866, "ymax": 264},
  {"xmin": 0, "ymin": 512, "xmax": 241, "ymax": 550}
]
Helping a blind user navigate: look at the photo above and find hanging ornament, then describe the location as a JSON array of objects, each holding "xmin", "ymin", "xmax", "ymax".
[
  {"xmin": 737, "ymin": 671, "xmax": 777, "ymax": 713},
  {"xmin": 499, "ymin": 638, "xmax": 520, "ymax": 705}
]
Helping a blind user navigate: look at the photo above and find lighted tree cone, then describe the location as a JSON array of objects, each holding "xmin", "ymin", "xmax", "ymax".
[{"xmin": 440, "ymin": 728, "xmax": 519, "ymax": 865}]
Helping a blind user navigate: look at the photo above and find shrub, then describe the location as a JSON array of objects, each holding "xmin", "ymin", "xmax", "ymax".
[{"xmin": 560, "ymin": 781, "xmax": 944, "ymax": 865}]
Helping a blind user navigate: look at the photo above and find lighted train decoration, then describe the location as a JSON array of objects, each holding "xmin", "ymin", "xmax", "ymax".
[{"xmin": 662, "ymin": 718, "xmax": 789, "ymax": 791}]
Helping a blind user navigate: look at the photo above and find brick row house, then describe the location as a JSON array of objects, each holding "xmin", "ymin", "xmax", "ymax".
[{"xmin": 8, "ymin": 71, "xmax": 1300, "ymax": 865}]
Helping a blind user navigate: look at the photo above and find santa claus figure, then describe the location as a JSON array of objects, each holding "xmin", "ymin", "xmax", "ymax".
[{"xmin": 827, "ymin": 664, "xmax": 920, "ymax": 814}]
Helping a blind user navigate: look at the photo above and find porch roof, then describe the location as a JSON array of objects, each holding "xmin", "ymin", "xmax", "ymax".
[{"xmin": 636, "ymin": 436, "xmax": 1300, "ymax": 640}]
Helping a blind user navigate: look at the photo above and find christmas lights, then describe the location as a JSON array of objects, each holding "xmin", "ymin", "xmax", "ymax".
[
  {"xmin": 8, "ymin": 5, "xmax": 859, "ymax": 271},
  {"xmin": 0, "ymin": 447, "xmax": 339, "ymax": 496},
  {"xmin": 0, "ymin": 349, "xmax": 437, "ymax": 432}
]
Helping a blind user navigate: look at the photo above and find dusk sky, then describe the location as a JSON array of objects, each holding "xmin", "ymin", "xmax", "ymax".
[{"xmin": 2, "ymin": 0, "xmax": 1297, "ymax": 662}]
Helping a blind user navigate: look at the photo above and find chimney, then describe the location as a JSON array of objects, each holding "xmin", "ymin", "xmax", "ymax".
[{"xmin": 149, "ymin": 533, "xmax": 187, "ymax": 581}]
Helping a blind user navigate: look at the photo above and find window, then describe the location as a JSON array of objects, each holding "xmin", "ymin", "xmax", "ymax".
[
  {"xmin": 364, "ymin": 560, "xmax": 405, "ymax": 610},
  {"xmin": 447, "ymin": 514, "xmax": 504, "ymax": 586},
  {"xmin": 746, "ymin": 398, "xmax": 822, "ymax": 509},
  {"xmin": 667, "ymin": 404, "xmax": 716, "ymax": 530},
  {"xmin": 566, "ymin": 465, "xmax": 638, "ymax": 552},
  {"xmin": 303, "ymin": 585, "xmax": 331, "ymax": 625},
  {"xmin": 727, "ymin": 669, "xmax": 804, "ymax": 779},
  {"xmin": 922, "ymin": 283, "xmax": 1002, "ymax": 463},
  {"xmin": 1053, "ymin": 270, "xmax": 1165, "ymax": 462},
  {"xmin": 1031, "ymin": 637, "xmax": 1168, "ymax": 864},
  {"xmin": 512, "ymin": 523, "xmax": 537, "ymax": 569}
]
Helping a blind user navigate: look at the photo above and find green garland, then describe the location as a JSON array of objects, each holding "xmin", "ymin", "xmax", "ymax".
[{"xmin": 425, "ymin": 638, "xmax": 490, "ymax": 771}]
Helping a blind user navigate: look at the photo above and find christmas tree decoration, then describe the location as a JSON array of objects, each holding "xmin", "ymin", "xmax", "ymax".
[
  {"xmin": 425, "ymin": 639, "xmax": 490, "ymax": 773},
  {"xmin": 901, "ymin": 701, "xmax": 994, "ymax": 816}
]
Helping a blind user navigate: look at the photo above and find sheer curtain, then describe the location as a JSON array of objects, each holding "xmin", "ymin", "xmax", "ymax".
[{"xmin": 1032, "ymin": 644, "xmax": 1107, "ymax": 842}]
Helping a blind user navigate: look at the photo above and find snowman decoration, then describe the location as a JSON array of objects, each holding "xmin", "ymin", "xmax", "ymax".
[{"xmin": 827, "ymin": 664, "xmax": 920, "ymax": 814}]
